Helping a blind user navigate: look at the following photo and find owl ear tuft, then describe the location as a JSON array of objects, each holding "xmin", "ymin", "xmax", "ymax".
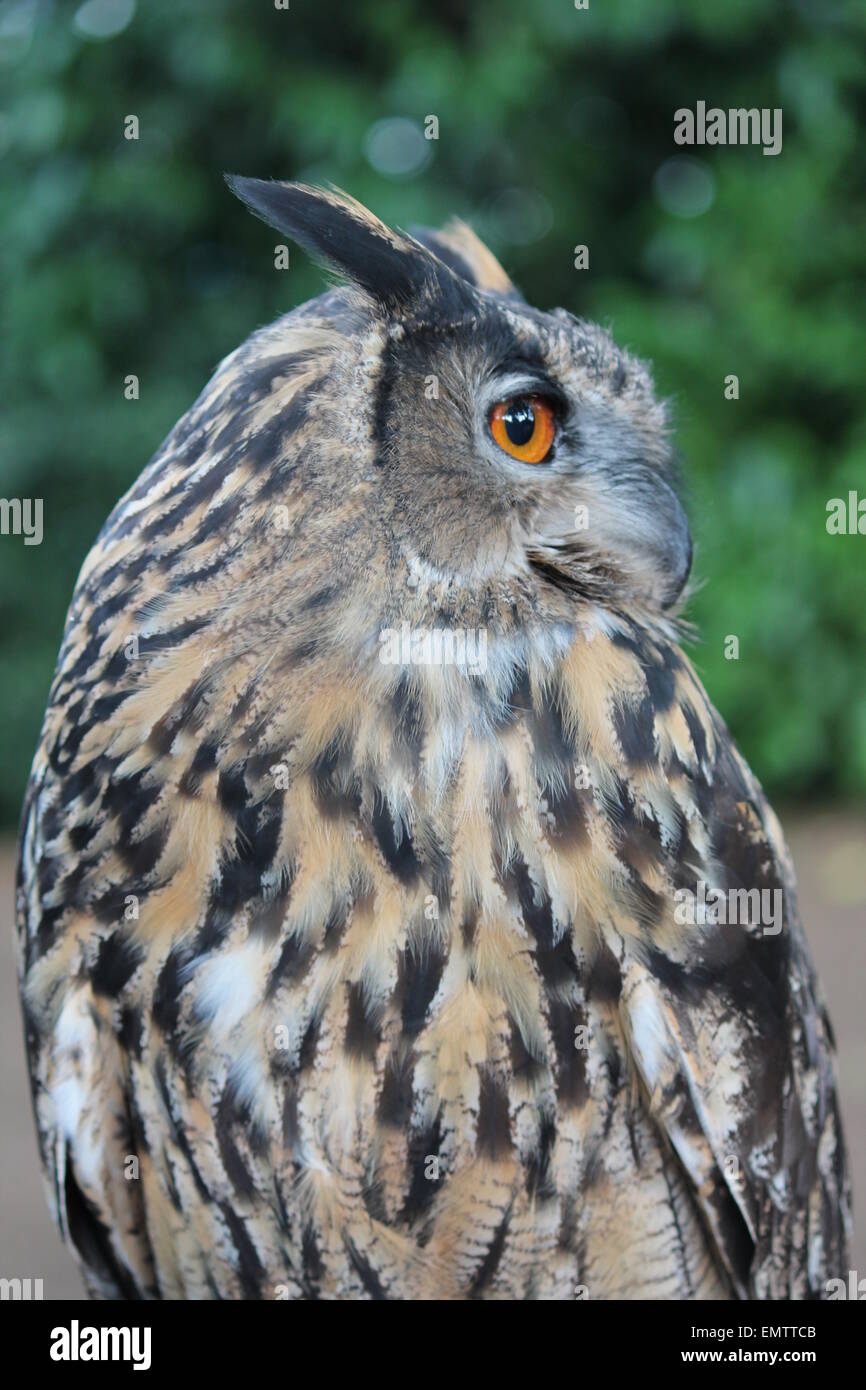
[
  {"xmin": 410, "ymin": 219, "xmax": 522, "ymax": 300},
  {"xmin": 225, "ymin": 176, "xmax": 472, "ymax": 316}
]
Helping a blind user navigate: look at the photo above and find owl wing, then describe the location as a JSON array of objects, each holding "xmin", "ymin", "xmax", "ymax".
[
  {"xmin": 17, "ymin": 768, "xmax": 159, "ymax": 1299},
  {"xmin": 13, "ymin": 283, "xmax": 353, "ymax": 1299},
  {"xmin": 595, "ymin": 639, "xmax": 851, "ymax": 1299}
]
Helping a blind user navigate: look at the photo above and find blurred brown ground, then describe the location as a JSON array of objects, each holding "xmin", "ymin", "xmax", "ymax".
[{"xmin": 1, "ymin": 814, "xmax": 864, "ymax": 1301}]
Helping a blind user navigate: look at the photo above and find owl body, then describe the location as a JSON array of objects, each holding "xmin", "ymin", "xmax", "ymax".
[{"xmin": 17, "ymin": 184, "xmax": 850, "ymax": 1299}]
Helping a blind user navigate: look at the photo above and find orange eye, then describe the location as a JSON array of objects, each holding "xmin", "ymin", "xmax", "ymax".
[{"xmin": 489, "ymin": 395, "xmax": 555, "ymax": 464}]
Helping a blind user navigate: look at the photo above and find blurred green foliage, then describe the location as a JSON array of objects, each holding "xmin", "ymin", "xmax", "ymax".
[{"xmin": 1, "ymin": 0, "xmax": 865, "ymax": 826}]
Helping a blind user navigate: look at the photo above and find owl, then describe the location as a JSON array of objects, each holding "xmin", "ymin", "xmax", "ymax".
[{"xmin": 17, "ymin": 180, "xmax": 850, "ymax": 1300}]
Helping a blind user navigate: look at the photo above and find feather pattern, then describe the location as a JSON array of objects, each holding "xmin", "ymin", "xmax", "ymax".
[{"xmin": 16, "ymin": 185, "xmax": 850, "ymax": 1300}]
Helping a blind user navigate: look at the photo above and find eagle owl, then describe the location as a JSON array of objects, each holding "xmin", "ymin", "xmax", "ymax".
[{"xmin": 17, "ymin": 180, "xmax": 850, "ymax": 1300}]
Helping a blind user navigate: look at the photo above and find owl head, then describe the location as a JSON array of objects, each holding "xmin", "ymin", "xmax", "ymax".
[{"xmin": 225, "ymin": 177, "xmax": 691, "ymax": 653}]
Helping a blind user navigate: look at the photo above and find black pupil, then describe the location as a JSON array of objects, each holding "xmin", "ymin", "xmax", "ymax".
[{"xmin": 504, "ymin": 398, "xmax": 535, "ymax": 446}]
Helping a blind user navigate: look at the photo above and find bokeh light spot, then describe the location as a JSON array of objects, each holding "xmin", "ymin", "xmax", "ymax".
[
  {"xmin": 363, "ymin": 118, "xmax": 431, "ymax": 178},
  {"xmin": 73, "ymin": 0, "xmax": 135, "ymax": 42},
  {"xmin": 653, "ymin": 157, "xmax": 715, "ymax": 219}
]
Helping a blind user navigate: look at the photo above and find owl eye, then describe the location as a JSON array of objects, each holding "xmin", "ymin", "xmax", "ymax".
[{"xmin": 489, "ymin": 395, "xmax": 555, "ymax": 464}]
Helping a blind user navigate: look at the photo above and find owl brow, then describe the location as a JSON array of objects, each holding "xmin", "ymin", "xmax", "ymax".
[
  {"xmin": 493, "ymin": 347, "xmax": 549, "ymax": 377},
  {"xmin": 489, "ymin": 350, "xmax": 566, "ymax": 406}
]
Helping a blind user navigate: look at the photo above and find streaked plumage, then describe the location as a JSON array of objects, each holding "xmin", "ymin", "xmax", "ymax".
[{"xmin": 17, "ymin": 182, "xmax": 850, "ymax": 1299}]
